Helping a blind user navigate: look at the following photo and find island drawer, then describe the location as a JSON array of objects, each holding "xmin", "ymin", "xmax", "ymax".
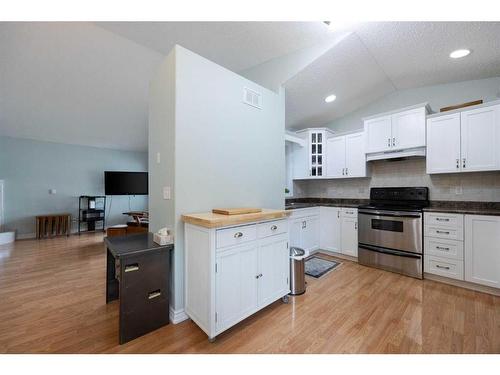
[
  {"xmin": 216, "ymin": 224, "xmax": 257, "ymax": 249},
  {"xmin": 258, "ymin": 219, "xmax": 288, "ymax": 238}
]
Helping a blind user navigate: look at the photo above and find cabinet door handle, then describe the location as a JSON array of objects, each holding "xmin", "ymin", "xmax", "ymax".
[
  {"xmin": 436, "ymin": 230, "xmax": 450, "ymax": 235},
  {"xmin": 388, "ymin": 138, "xmax": 391, "ymax": 147},
  {"xmin": 436, "ymin": 265, "xmax": 450, "ymax": 270},
  {"xmin": 355, "ymin": 222, "xmax": 358, "ymax": 230},
  {"xmin": 346, "ymin": 167, "xmax": 348, "ymax": 175},
  {"xmin": 392, "ymin": 137, "xmax": 396, "ymax": 147},
  {"xmin": 255, "ymin": 273, "xmax": 263, "ymax": 279},
  {"xmin": 337, "ymin": 211, "xmax": 340, "ymax": 218},
  {"xmin": 234, "ymin": 232, "xmax": 243, "ymax": 238},
  {"xmin": 456, "ymin": 159, "xmax": 460, "ymax": 169},
  {"xmin": 124, "ymin": 264, "xmax": 139, "ymax": 273},
  {"xmin": 270, "ymin": 225, "xmax": 278, "ymax": 231},
  {"xmin": 148, "ymin": 290, "xmax": 162, "ymax": 299},
  {"xmin": 463, "ymin": 158, "xmax": 466, "ymax": 169},
  {"xmin": 436, "ymin": 246, "xmax": 450, "ymax": 251}
]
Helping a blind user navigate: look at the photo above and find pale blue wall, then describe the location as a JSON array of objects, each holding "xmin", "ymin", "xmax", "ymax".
[{"xmin": 0, "ymin": 136, "xmax": 148, "ymax": 237}]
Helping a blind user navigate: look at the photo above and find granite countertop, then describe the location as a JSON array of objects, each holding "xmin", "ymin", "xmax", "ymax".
[
  {"xmin": 285, "ymin": 198, "xmax": 368, "ymax": 210},
  {"xmin": 286, "ymin": 198, "xmax": 500, "ymax": 216},
  {"xmin": 423, "ymin": 201, "xmax": 500, "ymax": 216}
]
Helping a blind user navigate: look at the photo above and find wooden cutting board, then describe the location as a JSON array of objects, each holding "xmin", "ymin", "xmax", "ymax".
[{"xmin": 212, "ymin": 207, "xmax": 263, "ymax": 215}]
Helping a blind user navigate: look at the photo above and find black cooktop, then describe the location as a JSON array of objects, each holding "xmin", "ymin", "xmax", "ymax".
[{"xmin": 359, "ymin": 187, "xmax": 430, "ymax": 212}]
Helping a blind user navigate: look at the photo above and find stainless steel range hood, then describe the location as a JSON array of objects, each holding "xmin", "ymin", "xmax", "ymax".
[{"xmin": 366, "ymin": 146, "xmax": 426, "ymax": 162}]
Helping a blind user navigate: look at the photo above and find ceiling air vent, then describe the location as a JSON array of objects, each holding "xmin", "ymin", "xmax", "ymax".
[{"xmin": 243, "ymin": 87, "xmax": 262, "ymax": 109}]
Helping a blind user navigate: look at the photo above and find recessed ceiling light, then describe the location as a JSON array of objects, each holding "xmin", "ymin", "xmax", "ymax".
[
  {"xmin": 450, "ymin": 49, "xmax": 471, "ymax": 59},
  {"xmin": 325, "ymin": 94, "xmax": 337, "ymax": 103}
]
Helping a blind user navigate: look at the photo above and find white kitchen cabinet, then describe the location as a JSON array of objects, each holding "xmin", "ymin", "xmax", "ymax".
[
  {"xmin": 301, "ymin": 216, "xmax": 320, "ymax": 254},
  {"xmin": 427, "ymin": 102, "xmax": 500, "ymax": 174},
  {"xmin": 426, "ymin": 113, "xmax": 462, "ymax": 174},
  {"xmin": 391, "ymin": 107, "xmax": 427, "ymax": 150},
  {"xmin": 326, "ymin": 132, "xmax": 366, "ymax": 178},
  {"xmin": 365, "ymin": 104, "xmax": 427, "ymax": 155},
  {"xmin": 365, "ymin": 115, "xmax": 392, "ymax": 153},
  {"xmin": 292, "ymin": 128, "xmax": 334, "ymax": 179},
  {"xmin": 465, "ymin": 215, "xmax": 500, "ymax": 288},
  {"xmin": 184, "ymin": 218, "xmax": 290, "ymax": 341},
  {"xmin": 460, "ymin": 105, "xmax": 499, "ymax": 172},
  {"xmin": 319, "ymin": 206, "xmax": 341, "ymax": 252},
  {"xmin": 288, "ymin": 208, "xmax": 320, "ymax": 255},
  {"xmin": 257, "ymin": 235, "xmax": 290, "ymax": 308},
  {"xmin": 215, "ymin": 244, "xmax": 259, "ymax": 331},
  {"xmin": 326, "ymin": 136, "xmax": 345, "ymax": 178},
  {"xmin": 341, "ymin": 208, "xmax": 358, "ymax": 257}
]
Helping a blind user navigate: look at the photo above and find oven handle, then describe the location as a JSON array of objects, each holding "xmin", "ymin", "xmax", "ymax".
[
  {"xmin": 358, "ymin": 210, "xmax": 421, "ymax": 218},
  {"xmin": 359, "ymin": 244, "xmax": 422, "ymax": 259}
]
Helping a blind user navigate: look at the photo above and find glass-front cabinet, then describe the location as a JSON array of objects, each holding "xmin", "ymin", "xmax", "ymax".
[
  {"xmin": 291, "ymin": 128, "xmax": 333, "ymax": 179},
  {"xmin": 309, "ymin": 130, "xmax": 325, "ymax": 177}
]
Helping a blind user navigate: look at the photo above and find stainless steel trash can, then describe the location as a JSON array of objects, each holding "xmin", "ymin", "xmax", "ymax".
[{"xmin": 289, "ymin": 247, "xmax": 306, "ymax": 295}]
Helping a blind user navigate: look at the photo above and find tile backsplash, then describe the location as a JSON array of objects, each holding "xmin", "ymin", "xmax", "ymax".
[{"xmin": 293, "ymin": 158, "xmax": 500, "ymax": 202}]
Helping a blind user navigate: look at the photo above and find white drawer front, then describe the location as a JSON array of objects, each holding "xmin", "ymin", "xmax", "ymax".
[
  {"xmin": 425, "ymin": 255, "xmax": 464, "ymax": 280},
  {"xmin": 341, "ymin": 207, "xmax": 358, "ymax": 218},
  {"xmin": 424, "ymin": 212, "xmax": 463, "ymax": 229},
  {"xmin": 424, "ymin": 237, "xmax": 464, "ymax": 260},
  {"xmin": 216, "ymin": 224, "xmax": 257, "ymax": 249},
  {"xmin": 288, "ymin": 207, "xmax": 320, "ymax": 219},
  {"xmin": 424, "ymin": 225, "xmax": 463, "ymax": 241},
  {"xmin": 257, "ymin": 219, "xmax": 288, "ymax": 239}
]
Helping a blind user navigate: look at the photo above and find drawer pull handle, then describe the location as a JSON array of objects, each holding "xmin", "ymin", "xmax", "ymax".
[
  {"xmin": 234, "ymin": 232, "xmax": 243, "ymax": 238},
  {"xmin": 436, "ymin": 218, "xmax": 450, "ymax": 222},
  {"xmin": 148, "ymin": 290, "xmax": 162, "ymax": 300},
  {"xmin": 436, "ymin": 265, "xmax": 450, "ymax": 270},
  {"xmin": 436, "ymin": 230, "xmax": 450, "ymax": 234},
  {"xmin": 270, "ymin": 225, "xmax": 278, "ymax": 231},
  {"xmin": 436, "ymin": 246, "xmax": 450, "ymax": 251},
  {"xmin": 124, "ymin": 264, "xmax": 139, "ymax": 273},
  {"xmin": 255, "ymin": 273, "xmax": 263, "ymax": 279}
]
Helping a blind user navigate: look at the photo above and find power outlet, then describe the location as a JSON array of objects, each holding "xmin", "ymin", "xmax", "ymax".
[{"xmin": 163, "ymin": 186, "xmax": 171, "ymax": 200}]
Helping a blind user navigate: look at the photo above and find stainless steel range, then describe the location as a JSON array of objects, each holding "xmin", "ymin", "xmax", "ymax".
[{"xmin": 358, "ymin": 187, "xmax": 429, "ymax": 279}]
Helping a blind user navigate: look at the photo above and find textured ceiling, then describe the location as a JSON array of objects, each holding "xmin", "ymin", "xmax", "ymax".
[
  {"xmin": 96, "ymin": 22, "xmax": 333, "ymax": 72},
  {"xmin": 285, "ymin": 21, "xmax": 500, "ymax": 129},
  {"xmin": 1, "ymin": 22, "xmax": 500, "ymax": 149}
]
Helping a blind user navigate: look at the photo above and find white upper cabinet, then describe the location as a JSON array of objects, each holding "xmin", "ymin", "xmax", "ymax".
[
  {"xmin": 460, "ymin": 105, "xmax": 499, "ymax": 172},
  {"xmin": 365, "ymin": 115, "xmax": 392, "ymax": 153},
  {"xmin": 426, "ymin": 113, "xmax": 461, "ymax": 174},
  {"xmin": 292, "ymin": 128, "xmax": 333, "ymax": 179},
  {"xmin": 345, "ymin": 132, "xmax": 366, "ymax": 177},
  {"xmin": 427, "ymin": 102, "xmax": 500, "ymax": 174},
  {"xmin": 391, "ymin": 107, "xmax": 427, "ymax": 150},
  {"xmin": 326, "ymin": 136, "xmax": 346, "ymax": 178},
  {"xmin": 364, "ymin": 104, "xmax": 428, "ymax": 157},
  {"xmin": 326, "ymin": 131, "xmax": 366, "ymax": 178}
]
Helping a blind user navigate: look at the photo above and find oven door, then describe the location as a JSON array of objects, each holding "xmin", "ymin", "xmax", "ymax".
[{"xmin": 358, "ymin": 210, "xmax": 422, "ymax": 254}]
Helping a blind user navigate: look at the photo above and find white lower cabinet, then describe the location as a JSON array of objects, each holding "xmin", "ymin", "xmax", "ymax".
[
  {"xmin": 465, "ymin": 215, "xmax": 500, "ymax": 288},
  {"xmin": 341, "ymin": 209, "xmax": 358, "ymax": 257},
  {"xmin": 292, "ymin": 206, "xmax": 357, "ymax": 258},
  {"xmin": 185, "ymin": 219, "xmax": 290, "ymax": 341},
  {"xmin": 289, "ymin": 208, "xmax": 320, "ymax": 255},
  {"xmin": 319, "ymin": 207, "xmax": 341, "ymax": 252}
]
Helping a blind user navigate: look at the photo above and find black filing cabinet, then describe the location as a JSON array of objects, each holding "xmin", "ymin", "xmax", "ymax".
[{"xmin": 105, "ymin": 233, "xmax": 173, "ymax": 344}]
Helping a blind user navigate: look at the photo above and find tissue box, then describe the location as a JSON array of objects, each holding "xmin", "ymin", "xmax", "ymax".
[{"xmin": 153, "ymin": 232, "xmax": 173, "ymax": 245}]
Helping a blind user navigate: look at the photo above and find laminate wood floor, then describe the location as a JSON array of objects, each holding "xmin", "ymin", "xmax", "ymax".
[{"xmin": 0, "ymin": 234, "xmax": 498, "ymax": 353}]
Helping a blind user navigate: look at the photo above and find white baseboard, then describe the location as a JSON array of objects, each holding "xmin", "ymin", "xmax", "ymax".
[
  {"xmin": 16, "ymin": 232, "xmax": 36, "ymax": 240},
  {"xmin": 169, "ymin": 307, "xmax": 189, "ymax": 324}
]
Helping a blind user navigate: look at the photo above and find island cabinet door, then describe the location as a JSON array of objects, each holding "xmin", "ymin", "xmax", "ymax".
[
  {"xmin": 215, "ymin": 244, "xmax": 259, "ymax": 332},
  {"xmin": 257, "ymin": 235, "xmax": 289, "ymax": 308}
]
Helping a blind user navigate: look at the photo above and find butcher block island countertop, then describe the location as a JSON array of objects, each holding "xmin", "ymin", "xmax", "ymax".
[{"xmin": 181, "ymin": 209, "xmax": 289, "ymax": 228}]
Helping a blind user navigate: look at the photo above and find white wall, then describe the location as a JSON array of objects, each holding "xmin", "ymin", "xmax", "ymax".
[
  {"xmin": 149, "ymin": 45, "xmax": 286, "ymax": 313},
  {"xmin": 325, "ymin": 77, "xmax": 500, "ymax": 133}
]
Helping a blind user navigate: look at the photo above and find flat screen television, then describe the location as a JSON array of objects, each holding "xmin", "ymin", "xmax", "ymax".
[{"xmin": 104, "ymin": 171, "xmax": 148, "ymax": 195}]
